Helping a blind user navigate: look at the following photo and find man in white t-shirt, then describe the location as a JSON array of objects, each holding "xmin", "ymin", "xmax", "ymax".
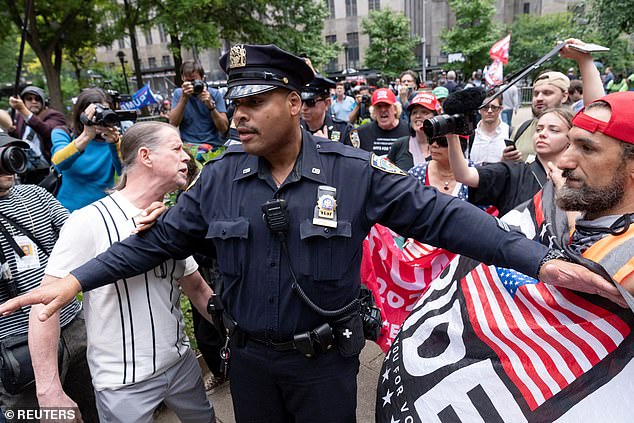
[
  {"xmin": 28, "ymin": 122, "xmax": 215, "ymax": 423},
  {"xmin": 469, "ymin": 94, "xmax": 510, "ymax": 164}
]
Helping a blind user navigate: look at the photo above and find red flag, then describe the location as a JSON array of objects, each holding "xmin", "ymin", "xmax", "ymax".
[{"xmin": 490, "ymin": 33, "xmax": 511, "ymax": 64}]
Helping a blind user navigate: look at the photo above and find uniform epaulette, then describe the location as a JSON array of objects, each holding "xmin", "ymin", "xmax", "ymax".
[
  {"xmin": 210, "ymin": 144, "xmax": 245, "ymax": 162},
  {"xmin": 316, "ymin": 140, "xmax": 369, "ymax": 160}
]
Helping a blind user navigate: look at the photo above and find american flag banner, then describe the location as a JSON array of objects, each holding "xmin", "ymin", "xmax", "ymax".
[
  {"xmin": 377, "ymin": 184, "xmax": 634, "ymax": 422},
  {"xmin": 361, "ymin": 225, "xmax": 456, "ymax": 351}
]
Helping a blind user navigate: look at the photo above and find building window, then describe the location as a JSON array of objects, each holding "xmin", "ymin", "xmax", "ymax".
[
  {"xmin": 118, "ymin": 38, "xmax": 125, "ymax": 49},
  {"xmin": 368, "ymin": 0, "xmax": 380, "ymax": 11},
  {"xmin": 345, "ymin": 0, "xmax": 357, "ymax": 17},
  {"xmin": 523, "ymin": 2, "xmax": 530, "ymax": 13},
  {"xmin": 325, "ymin": 0, "xmax": 335, "ymax": 19},
  {"xmin": 325, "ymin": 35, "xmax": 337, "ymax": 72},
  {"xmin": 346, "ymin": 32, "xmax": 359, "ymax": 68},
  {"xmin": 162, "ymin": 55, "xmax": 171, "ymax": 66},
  {"xmin": 158, "ymin": 25, "xmax": 168, "ymax": 43},
  {"xmin": 148, "ymin": 57, "xmax": 157, "ymax": 68},
  {"xmin": 144, "ymin": 29, "xmax": 153, "ymax": 45}
]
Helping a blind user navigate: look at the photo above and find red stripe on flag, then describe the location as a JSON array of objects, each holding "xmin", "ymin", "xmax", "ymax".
[
  {"xmin": 533, "ymin": 190, "xmax": 544, "ymax": 228},
  {"xmin": 462, "ymin": 267, "xmax": 543, "ymax": 410}
]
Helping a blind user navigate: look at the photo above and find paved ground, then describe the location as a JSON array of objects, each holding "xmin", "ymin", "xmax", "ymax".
[
  {"xmin": 158, "ymin": 107, "xmax": 535, "ymax": 422},
  {"xmin": 157, "ymin": 341, "xmax": 384, "ymax": 423}
]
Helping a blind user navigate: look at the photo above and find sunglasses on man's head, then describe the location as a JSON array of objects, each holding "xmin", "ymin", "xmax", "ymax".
[
  {"xmin": 302, "ymin": 98, "xmax": 325, "ymax": 108},
  {"xmin": 430, "ymin": 137, "xmax": 448, "ymax": 147}
]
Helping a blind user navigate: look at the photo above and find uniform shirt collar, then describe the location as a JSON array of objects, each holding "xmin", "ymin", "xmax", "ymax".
[{"xmin": 232, "ymin": 129, "xmax": 327, "ymax": 185}]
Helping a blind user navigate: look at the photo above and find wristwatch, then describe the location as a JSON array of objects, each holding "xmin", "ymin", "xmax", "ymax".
[{"xmin": 537, "ymin": 248, "xmax": 572, "ymax": 278}]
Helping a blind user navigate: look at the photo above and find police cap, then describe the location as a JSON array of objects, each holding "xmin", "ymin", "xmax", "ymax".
[
  {"xmin": 220, "ymin": 44, "xmax": 315, "ymax": 99},
  {"xmin": 301, "ymin": 74, "xmax": 336, "ymax": 101}
]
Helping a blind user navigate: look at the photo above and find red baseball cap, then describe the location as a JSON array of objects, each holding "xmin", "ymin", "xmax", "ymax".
[
  {"xmin": 407, "ymin": 92, "xmax": 439, "ymax": 113},
  {"xmin": 572, "ymin": 92, "xmax": 634, "ymax": 144},
  {"xmin": 371, "ymin": 88, "xmax": 397, "ymax": 106}
]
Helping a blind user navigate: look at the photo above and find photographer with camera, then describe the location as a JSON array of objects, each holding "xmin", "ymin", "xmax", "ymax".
[
  {"xmin": 348, "ymin": 85, "xmax": 372, "ymax": 126},
  {"xmin": 51, "ymin": 88, "xmax": 122, "ymax": 212},
  {"xmin": 1, "ymin": 87, "xmax": 67, "ymax": 185},
  {"xmin": 170, "ymin": 60, "xmax": 229, "ymax": 152}
]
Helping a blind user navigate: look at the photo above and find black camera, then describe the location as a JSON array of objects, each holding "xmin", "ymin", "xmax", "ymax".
[
  {"xmin": 423, "ymin": 113, "xmax": 475, "ymax": 138},
  {"xmin": 192, "ymin": 80, "xmax": 206, "ymax": 96},
  {"xmin": 0, "ymin": 147, "xmax": 27, "ymax": 175},
  {"xmin": 90, "ymin": 104, "xmax": 138, "ymax": 127},
  {"xmin": 362, "ymin": 94, "xmax": 370, "ymax": 103}
]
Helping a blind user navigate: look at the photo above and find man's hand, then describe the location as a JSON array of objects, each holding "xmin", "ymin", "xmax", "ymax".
[
  {"xmin": 501, "ymin": 145, "xmax": 522, "ymax": 162},
  {"xmin": 9, "ymin": 96, "xmax": 29, "ymax": 116},
  {"xmin": 181, "ymin": 81, "xmax": 195, "ymax": 98},
  {"xmin": 0, "ymin": 275, "xmax": 82, "ymax": 321},
  {"xmin": 131, "ymin": 201, "xmax": 166, "ymax": 234},
  {"xmin": 199, "ymin": 89, "xmax": 216, "ymax": 111},
  {"xmin": 539, "ymin": 260, "xmax": 627, "ymax": 308},
  {"xmin": 38, "ymin": 390, "xmax": 83, "ymax": 423},
  {"xmin": 559, "ymin": 38, "xmax": 592, "ymax": 62}
]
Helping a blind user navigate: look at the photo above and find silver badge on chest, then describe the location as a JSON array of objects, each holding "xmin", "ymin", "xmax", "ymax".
[{"xmin": 313, "ymin": 185, "xmax": 338, "ymax": 228}]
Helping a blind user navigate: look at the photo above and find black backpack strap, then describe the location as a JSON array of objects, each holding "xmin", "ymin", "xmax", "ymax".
[
  {"xmin": 467, "ymin": 132, "xmax": 476, "ymax": 158},
  {"xmin": 513, "ymin": 119, "xmax": 533, "ymax": 142},
  {"xmin": 0, "ymin": 211, "xmax": 51, "ymax": 257}
]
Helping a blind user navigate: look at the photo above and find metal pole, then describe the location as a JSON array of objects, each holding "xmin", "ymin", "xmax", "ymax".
[
  {"xmin": 13, "ymin": 0, "xmax": 32, "ymax": 99},
  {"xmin": 421, "ymin": 0, "xmax": 426, "ymax": 86},
  {"xmin": 117, "ymin": 52, "xmax": 130, "ymax": 94}
]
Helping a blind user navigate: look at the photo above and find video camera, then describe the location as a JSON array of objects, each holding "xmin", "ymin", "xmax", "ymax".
[
  {"xmin": 85, "ymin": 104, "xmax": 138, "ymax": 128},
  {"xmin": 423, "ymin": 87, "xmax": 486, "ymax": 138},
  {"xmin": 0, "ymin": 147, "xmax": 27, "ymax": 175}
]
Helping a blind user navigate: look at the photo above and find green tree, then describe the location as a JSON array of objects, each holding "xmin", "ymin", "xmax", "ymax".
[
  {"xmin": 360, "ymin": 9, "xmax": 419, "ymax": 79},
  {"xmin": 0, "ymin": 0, "xmax": 112, "ymax": 111},
  {"xmin": 591, "ymin": 0, "xmax": 634, "ymax": 42},
  {"xmin": 441, "ymin": 0, "xmax": 501, "ymax": 76}
]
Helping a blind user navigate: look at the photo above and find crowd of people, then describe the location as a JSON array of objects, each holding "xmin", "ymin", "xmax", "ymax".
[{"xmin": 0, "ymin": 36, "xmax": 632, "ymax": 423}]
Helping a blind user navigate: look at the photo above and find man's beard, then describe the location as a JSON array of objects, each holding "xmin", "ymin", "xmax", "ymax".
[{"xmin": 556, "ymin": 164, "xmax": 626, "ymax": 215}]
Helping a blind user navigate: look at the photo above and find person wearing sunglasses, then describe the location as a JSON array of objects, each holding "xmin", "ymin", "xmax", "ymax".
[
  {"xmin": 300, "ymin": 75, "xmax": 354, "ymax": 144},
  {"xmin": 468, "ymin": 93, "xmax": 510, "ymax": 165},
  {"xmin": 449, "ymin": 108, "xmax": 573, "ymax": 216}
]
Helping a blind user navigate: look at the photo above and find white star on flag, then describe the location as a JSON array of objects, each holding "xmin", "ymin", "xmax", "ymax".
[{"xmin": 382, "ymin": 389, "xmax": 394, "ymax": 406}]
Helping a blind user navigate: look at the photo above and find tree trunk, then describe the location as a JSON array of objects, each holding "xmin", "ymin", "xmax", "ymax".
[
  {"xmin": 170, "ymin": 32, "xmax": 183, "ymax": 87},
  {"xmin": 128, "ymin": 25, "xmax": 144, "ymax": 90},
  {"xmin": 39, "ymin": 55, "xmax": 64, "ymax": 113}
]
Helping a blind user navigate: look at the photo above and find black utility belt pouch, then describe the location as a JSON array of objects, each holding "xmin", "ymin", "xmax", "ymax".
[
  {"xmin": 0, "ymin": 333, "xmax": 64, "ymax": 395},
  {"xmin": 293, "ymin": 323, "xmax": 335, "ymax": 358},
  {"xmin": 333, "ymin": 312, "xmax": 365, "ymax": 358}
]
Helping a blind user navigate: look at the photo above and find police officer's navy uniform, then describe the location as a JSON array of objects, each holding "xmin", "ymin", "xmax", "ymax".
[
  {"xmin": 300, "ymin": 74, "xmax": 354, "ymax": 144},
  {"xmin": 70, "ymin": 45, "xmax": 549, "ymax": 422}
]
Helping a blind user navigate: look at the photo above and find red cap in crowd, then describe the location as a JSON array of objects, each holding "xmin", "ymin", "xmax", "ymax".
[
  {"xmin": 572, "ymin": 92, "xmax": 634, "ymax": 144},
  {"xmin": 371, "ymin": 88, "xmax": 397, "ymax": 106},
  {"xmin": 407, "ymin": 92, "xmax": 439, "ymax": 113}
]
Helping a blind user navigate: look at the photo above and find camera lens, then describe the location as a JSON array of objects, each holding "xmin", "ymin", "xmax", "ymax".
[
  {"xmin": 0, "ymin": 146, "xmax": 27, "ymax": 174},
  {"xmin": 192, "ymin": 80, "xmax": 205, "ymax": 96},
  {"xmin": 423, "ymin": 114, "xmax": 462, "ymax": 138}
]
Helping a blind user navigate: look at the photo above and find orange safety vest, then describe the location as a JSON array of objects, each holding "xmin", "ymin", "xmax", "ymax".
[{"xmin": 580, "ymin": 224, "xmax": 634, "ymax": 284}]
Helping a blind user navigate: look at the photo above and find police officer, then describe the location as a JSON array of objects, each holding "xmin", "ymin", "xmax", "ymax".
[
  {"xmin": 300, "ymin": 74, "xmax": 354, "ymax": 144},
  {"xmin": 2, "ymin": 44, "xmax": 625, "ymax": 422}
]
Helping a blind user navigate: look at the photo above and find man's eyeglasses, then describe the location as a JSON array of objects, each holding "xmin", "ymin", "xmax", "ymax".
[
  {"xmin": 429, "ymin": 137, "xmax": 448, "ymax": 147},
  {"xmin": 302, "ymin": 98, "xmax": 325, "ymax": 108},
  {"xmin": 481, "ymin": 104, "xmax": 502, "ymax": 112}
]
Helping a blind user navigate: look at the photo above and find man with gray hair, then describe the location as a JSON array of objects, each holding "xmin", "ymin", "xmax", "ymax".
[
  {"xmin": 28, "ymin": 122, "xmax": 215, "ymax": 422},
  {"xmin": 443, "ymin": 70, "xmax": 459, "ymax": 93}
]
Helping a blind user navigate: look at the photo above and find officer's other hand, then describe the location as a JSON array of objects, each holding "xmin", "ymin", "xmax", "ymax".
[
  {"xmin": 501, "ymin": 145, "xmax": 522, "ymax": 162},
  {"xmin": 182, "ymin": 81, "xmax": 194, "ymax": 97},
  {"xmin": 132, "ymin": 201, "xmax": 166, "ymax": 234},
  {"xmin": 539, "ymin": 260, "xmax": 627, "ymax": 308},
  {"xmin": 38, "ymin": 390, "xmax": 83, "ymax": 423},
  {"xmin": 9, "ymin": 96, "xmax": 28, "ymax": 115},
  {"xmin": 0, "ymin": 275, "xmax": 82, "ymax": 321}
]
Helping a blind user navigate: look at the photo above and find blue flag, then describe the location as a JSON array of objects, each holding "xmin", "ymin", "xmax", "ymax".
[{"xmin": 120, "ymin": 83, "xmax": 157, "ymax": 110}]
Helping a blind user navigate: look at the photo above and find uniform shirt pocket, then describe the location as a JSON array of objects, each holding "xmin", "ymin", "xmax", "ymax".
[
  {"xmin": 206, "ymin": 218, "xmax": 250, "ymax": 275},
  {"xmin": 299, "ymin": 219, "xmax": 352, "ymax": 280}
]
